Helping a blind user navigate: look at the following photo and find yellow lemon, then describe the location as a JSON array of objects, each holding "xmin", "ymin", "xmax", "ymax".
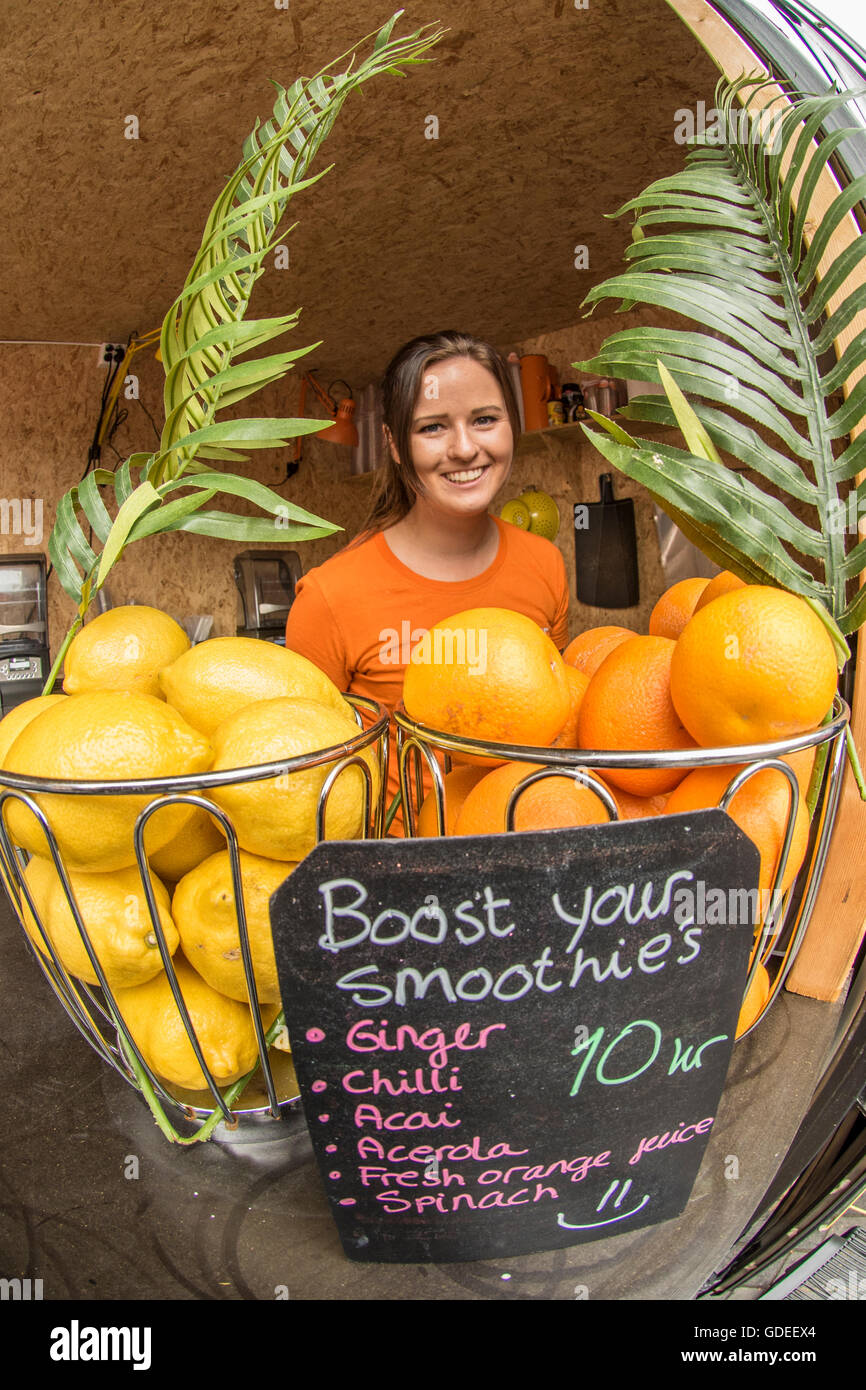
[
  {"xmin": 10, "ymin": 853, "xmax": 55, "ymax": 933},
  {"xmin": 146, "ymin": 805, "xmax": 226, "ymax": 883},
  {"xmin": 173, "ymin": 850, "xmax": 295, "ymax": 1004},
  {"xmin": 0, "ymin": 695, "xmax": 67, "ymax": 901},
  {"xmin": 63, "ymin": 606, "xmax": 190, "ymax": 698},
  {"xmin": 159, "ymin": 636, "xmax": 349, "ymax": 737},
  {"xmin": 16, "ymin": 856, "xmax": 178, "ymax": 990},
  {"xmin": 0, "ymin": 695, "xmax": 67, "ymax": 767},
  {"xmin": 114, "ymin": 953, "xmax": 265, "ymax": 1092},
  {"xmin": 209, "ymin": 697, "xmax": 379, "ymax": 861},
  {"xmin": 2, "ymin": 692, "xmax": 212, "ymax": 872}
]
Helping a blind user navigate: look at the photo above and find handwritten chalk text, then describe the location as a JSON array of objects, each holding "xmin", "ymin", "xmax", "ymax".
[
  {"xmin": 346, "ymin": 1018, "xmax": 506, "ymax": 1068},
  {"xmin": 628, "ymin": 1117, "xmax": 714, "ymax": 1166},
  {"xmin": 375, "ymin": 1183, "xmax": 559, "ymax": 1214}
]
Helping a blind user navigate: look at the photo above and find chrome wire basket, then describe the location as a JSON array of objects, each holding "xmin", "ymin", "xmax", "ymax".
[
  {"xmin": 394, "ymin": 696, "xmax": 851, "ymax": 1039},
  {"xmin": 0, "ymin": 694, "xmax": 389, "ymax": 1142}
]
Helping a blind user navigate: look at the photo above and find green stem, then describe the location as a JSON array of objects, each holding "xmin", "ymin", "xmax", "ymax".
[
  {"xmin": 119, "ymin": 1033, "xmax": 183, "ymax": 1143},
  {"xmin": 41, "ymin": 615, "xmax": 84, "ymax": 695},
  {"xmin": 384, "ymin": 790, "xmax": 402, "ymax": 835},
  {"xmin": 119, "ymin": 1010, "xmax": 289, "ymax": 1144},
  {"xmin": 845, "ymin": 725, "xmax": 866, "ymax": 801},
  {"xmin": 805, "ymin": 736, "xmax": 830, "ymax": 819},
  {"xmin": 802, "ymin": 596, "xmax": 852, "ymax": 673}
]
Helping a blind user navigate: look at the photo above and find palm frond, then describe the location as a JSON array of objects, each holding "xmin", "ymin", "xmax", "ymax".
[
  {"xmin": 49, "ymin": 13, "xmax": 446, "ymax": 618},
  {"xmin": 577, "ymin": 74, "xmax": 866, "ymax": 637}
]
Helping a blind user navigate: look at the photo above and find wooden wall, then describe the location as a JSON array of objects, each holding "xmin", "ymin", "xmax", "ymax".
[{"xmin": 0, "ymin": 306, "xmax": 690, "ymax": 667}]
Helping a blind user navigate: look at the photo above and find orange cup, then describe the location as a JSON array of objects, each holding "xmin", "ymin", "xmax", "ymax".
[{"xmin": 520, "ymin": 355, "xmax": 555, "ymax": 431}]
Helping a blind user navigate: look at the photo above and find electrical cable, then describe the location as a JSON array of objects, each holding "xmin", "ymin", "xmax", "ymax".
[
  {"xmin": 42, "ymin": 328, "xmax": 162, "ymax": 591},
  {"xmin": 134, "ymin": 394, "xmax": 162, "ymax": 444}
]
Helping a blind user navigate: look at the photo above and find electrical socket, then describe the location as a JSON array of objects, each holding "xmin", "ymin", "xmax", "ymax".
[{"xmin": 97, "ymin": 342, "xmax": 124, "ymax": 367}]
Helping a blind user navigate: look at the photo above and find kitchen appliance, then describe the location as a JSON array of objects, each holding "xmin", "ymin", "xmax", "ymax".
[
  {"xmin": 234, "ymin": 550, "xmax": 302, "ymax": 643},
  {"xmin": 573, "ymin": 474, "xmax": 640, "ymax": 608},
  {"xmin": 0, "ymin": 554, "xmax": 50, "ymax": 715}
]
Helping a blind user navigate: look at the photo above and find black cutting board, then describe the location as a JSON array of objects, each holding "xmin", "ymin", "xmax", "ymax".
[{"xmin": 574, "ymin": 473, "xmax": 640, "ymax": 608}]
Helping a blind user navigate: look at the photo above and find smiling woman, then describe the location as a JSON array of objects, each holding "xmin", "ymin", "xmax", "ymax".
[
  {"xmin": 367, "ymin": 332, "xmax": 521, "ymax": 565},
  {"xmin": 284, "ymin": 331, "xmax": 570, "ymax": 832}
]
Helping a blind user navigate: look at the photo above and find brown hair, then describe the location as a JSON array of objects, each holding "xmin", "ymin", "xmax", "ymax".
[{"xmin": 356, "ymin": 330, "xmax": 521, "ymax": 541}]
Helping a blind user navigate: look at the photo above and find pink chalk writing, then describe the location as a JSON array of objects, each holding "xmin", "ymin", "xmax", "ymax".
[
  {"xmin": 345, "ymin": 1018, "xmax": 507, "ymax": 1070},
  {"xmin": 353, "ymin": 1102, "xmax": 462, "ymax": 1131},
  {"xmin": 628, "ymin": 1117, "xmax": 714, "ymax": 1166},
  {"xmin": 374, "ymin": 1183, "xmax": 560, "ymax": 1215},
  {"xmin": 342, "ymin": 1066, "xmax": 462, "ymax": 1096},
  {"xmin": 356, "ymin": 1136, "xmax": 528, "ymax": 1163}
]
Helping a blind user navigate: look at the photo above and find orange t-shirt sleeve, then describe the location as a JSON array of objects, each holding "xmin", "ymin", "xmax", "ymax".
[
  {"xmin": 284, "ymin": 572, "xmax": 351, "ymax": 693},
  {"xmin": 550, "ymin": 545, "xmax": 569, "ymax": 651}
]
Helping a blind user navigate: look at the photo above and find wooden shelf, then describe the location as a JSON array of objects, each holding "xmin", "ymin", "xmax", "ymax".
[{"xmin": 514, "ymin": 418, "xmax": 607, "ymax": 456}]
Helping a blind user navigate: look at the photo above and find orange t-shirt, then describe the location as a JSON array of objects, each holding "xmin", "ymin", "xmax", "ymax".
[{"xmin": 284, "ymin": 516, "xmax": 569, "ymax": 831}]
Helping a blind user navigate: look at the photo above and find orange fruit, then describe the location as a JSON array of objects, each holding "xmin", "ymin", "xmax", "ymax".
[
  {"xmin": 670, "ymin": 587, "xmax": 837, "ymax": 747},
  {"xmin": 664, "ymin": 763, "xmax": 809, "ymax": 902},
  {"xmin": 736, "ymin": 963, "xmax": 771, "ymax": 1037},
  {"xmin": 550, "ymin": 667, "xmax": 591, "ymax": 749},
  {"xmin": 577, "ymin": 636, "xmax": 697, "ymax": 797},
  {"xmin": 453, "ymin": 760, "xmax": 610, "ymax": 836},
  {"xmin": 784, "ymin": 746, "xmax": 817, "ymax": 798},
  {"xmin": 694, "ymin": 570, "xmax": 747, "ymax": 612},
  {"xmin": 604, "ymin": 782, "xmax": 670, "ymax": 820},
  {"xmin": 563, "ymin": 626, "xmax": 636, "ymax": 678},
  {"xmin": 415, "ymin": 766, "xmax": 487, "ymax": 836},
  {"xmin": 402, "ymin": 608, "xmax": 570, "ymax": 753},
  {"xmin": 648, "ymin": 578, "xmax": 709, "ymax": 640}
]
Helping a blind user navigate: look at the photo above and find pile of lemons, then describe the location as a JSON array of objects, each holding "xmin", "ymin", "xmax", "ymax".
[{"xmin": 0, "ymin": 606, "xmax": 379, "ymax": 1094}]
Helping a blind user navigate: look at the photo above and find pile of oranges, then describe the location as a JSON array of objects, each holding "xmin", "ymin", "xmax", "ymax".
[
  {"xmin": 403, "ymin": 576, "xmax": 836, "ymax": 849},
  {"xmin": 402, "ymin": 576, "xmax": 838, "ymax": 1035}
]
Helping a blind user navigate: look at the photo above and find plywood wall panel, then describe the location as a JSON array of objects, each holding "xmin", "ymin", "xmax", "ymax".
[
  {"xmin": 0, "ymin": 304, "xmax": 684, "ymax": 666},
  {"xmin": 2, "ymin": 0, "xmax": 722, "ymax": 389}
]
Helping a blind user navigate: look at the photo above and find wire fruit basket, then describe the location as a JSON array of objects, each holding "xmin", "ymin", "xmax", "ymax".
[
  {"xmin": 0, "ymin": 694, "xmax": 389, "ymax": 1143},
  {"xmin": 394, "ymin": 696, "xmax": 851, "ymax": 1038}
]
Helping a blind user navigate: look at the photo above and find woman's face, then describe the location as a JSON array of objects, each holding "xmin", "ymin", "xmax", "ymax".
[{"xmin": 393, "ymin": 356, "xmax": 514, "ymax": 519}]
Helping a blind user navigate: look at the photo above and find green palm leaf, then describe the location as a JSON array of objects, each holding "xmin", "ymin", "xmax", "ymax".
[
  {"xmin": 47, "ymin": 13, "xmax": 446, "ymax": 640},
  {"xmin": 577, "ymin": 74, "xmax": 866, "ymax": 638}
]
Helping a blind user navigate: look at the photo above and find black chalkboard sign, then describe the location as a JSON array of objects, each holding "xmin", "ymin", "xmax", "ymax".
[{"xmin": 271, "ymin": 810, "xmax": 758, "ymax": 1264}]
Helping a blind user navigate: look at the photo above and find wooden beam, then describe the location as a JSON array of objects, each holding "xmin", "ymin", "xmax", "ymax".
[{"xmin": 666, "ymin": 0, "xmax": 866, "ymax": 1001}]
